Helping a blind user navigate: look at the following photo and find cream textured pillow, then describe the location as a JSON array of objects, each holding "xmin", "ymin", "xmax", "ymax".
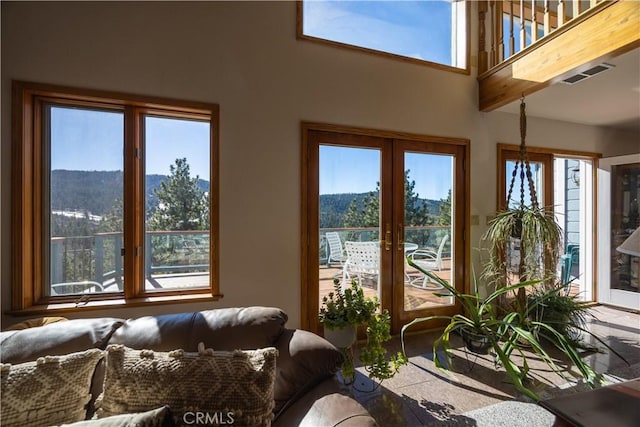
[
  {"xmin": 58, "ymin": 406, "xmax": 174, "ymax": 426},
  {"xmin": 0, "ymin": 349, "xmax": 104, "ymax": 427},
  {"xmin": 97, "ymin": 344, "xmax": 278, "ymax": 427}
]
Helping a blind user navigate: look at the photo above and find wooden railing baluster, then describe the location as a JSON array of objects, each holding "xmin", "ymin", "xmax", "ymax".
[
  {"xmin": 558, "ymin": 0, "xmax": 565, "ymax": 27},
  {"xmin": 509, "ymin": 1, "xmax": 515, "ymax": 57},
  {"xmin": 497, "ymin": 0, "xmax": 505, "ymax": 61},
  {"xmin": 490, "ymin": 0, "xmax": 496, "ymax": 67},
  {"xmin": 544, "ymin": 0, "xmax": 551, "ymax": 36},
  {"xmin": 520, "ymin": 0, "xmax": 526, "ymax": 51},
  {"xmin": 573, "ymin": 0, "xmax": 580, "ymax": 19},
  {"xmin": 531, "ymin": 0, "xmax": 538, "ymax": 43},
  {"xmin": 479, "ymin": 1, "xmax": 488, "ymax": 73}
]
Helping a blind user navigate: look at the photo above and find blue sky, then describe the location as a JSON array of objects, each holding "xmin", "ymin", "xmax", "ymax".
[
  {"xmin": 303, "ymin": 0, "xmax": 453, "ymax": 65},
  {"xmin": 50, "ymin": 107, "xmax": 210, "ymax": 179},
  {"xmin": 320, "ymin": 145, "xmax": 453, "ymax": 200}
]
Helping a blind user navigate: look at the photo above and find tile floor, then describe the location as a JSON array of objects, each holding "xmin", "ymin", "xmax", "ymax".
[{"xmin": 343, "ymin": 305, "xmax": 640, "ymax": 426}]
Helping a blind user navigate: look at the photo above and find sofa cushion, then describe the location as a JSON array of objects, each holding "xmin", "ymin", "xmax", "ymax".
[
  {"xmin": 107, "ymin": 307, "xmax": 286, "ymax": 352},
  {"xmin": 97, "ymin": 344, "xmax": 278, "ymax": 427},
  {"xmin": 3, "ymin": 316, "xmax": 69, "ymax": 331},
  {"xmin": 0, "ymin": 318, "xmax": 124, "ymax": 364},
  {"xmin": 0, "ymin": 349, "xmax": 104, "ymax": 427},
  {"xmin": 59, "ymin": 406, "xmax": 174, "ymax": 427}
]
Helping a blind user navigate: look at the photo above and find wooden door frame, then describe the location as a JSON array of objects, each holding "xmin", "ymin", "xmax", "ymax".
[{"xmin": 301, "ymin": 122, "xmax": 470, "ymax": 334}]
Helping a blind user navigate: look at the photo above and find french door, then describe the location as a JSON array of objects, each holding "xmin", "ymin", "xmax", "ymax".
[
  {"xmin": 597, "ymin": 155, "xmax": 640, "ymax": 310},
  {"xmin": 302, "ymin": 124, "xmax": 468, "ymax": 334}
]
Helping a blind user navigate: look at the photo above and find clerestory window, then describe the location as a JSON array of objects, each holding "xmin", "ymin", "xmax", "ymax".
[
  {"xmin": 297, "ymin": 0, "xmax": 468, "ymax": 72},
  {"xmin": 11, "ymin": 81, "xmax": 220, "ymax": 313}
]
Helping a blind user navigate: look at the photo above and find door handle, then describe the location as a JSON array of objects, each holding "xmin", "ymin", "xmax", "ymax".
[
  {"xmin": 384, "ymin": 226, "xmax": 392, "ymax": 251},
  {"xmin": 398, "ymin": 224, "xmax": 404, "ymax": 252}
]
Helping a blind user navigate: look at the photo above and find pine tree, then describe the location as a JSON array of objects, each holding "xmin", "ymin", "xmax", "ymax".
[
  {"xmin": 343, "ymin": 170, "xmax": 430, "ymax": 228},
  {"xmin": 437, "ymin": 189, "xmax": 452, "ymax": 226},
  {"xmin": 147, "ymin": 158, "xmax": 209, "ymax": 231}
]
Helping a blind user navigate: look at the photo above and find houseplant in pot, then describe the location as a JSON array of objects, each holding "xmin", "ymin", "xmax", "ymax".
[
  {"xmin": 320, "ymin": 279, "xmax": 407, "ymax": 384},
  {"xmin": 319, "ymin": 279, "xmax": 375, "ymax": 349},
  {"xmin": 400, "ymin": 261, "xmax": 624, "ymax": 401}
]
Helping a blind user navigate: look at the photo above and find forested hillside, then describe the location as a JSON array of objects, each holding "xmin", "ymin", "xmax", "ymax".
[
  {"xmin": 320, "ymin": 193, "xmax": 442, "ymax": 228},
  {"xmin": 51, "ymin": 170, "xmax": 210, "ymax": 216}
]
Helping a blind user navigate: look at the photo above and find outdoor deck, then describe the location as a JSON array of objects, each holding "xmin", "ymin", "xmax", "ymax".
[
  {"xmin": 319, "ymin": 260, "xmax": 454, "ymax": 311},
  {"xmin": 318, "ymin": 260, "xmax": 581, "ymax": 312}
]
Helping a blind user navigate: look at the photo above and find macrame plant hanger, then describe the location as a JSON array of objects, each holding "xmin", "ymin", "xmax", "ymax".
[
  {"xmin": 505, "ymin": 97, "xmax": 539, "ymax": 211},
  {"xmin": 504, "ymin": 97, "xmax": 539, "ymax": 306}
]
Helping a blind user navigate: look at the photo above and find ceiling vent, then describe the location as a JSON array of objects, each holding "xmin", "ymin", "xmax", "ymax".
[{"xmin": 561, "ymin": 63, "xmax": 615, "ymax": 85}]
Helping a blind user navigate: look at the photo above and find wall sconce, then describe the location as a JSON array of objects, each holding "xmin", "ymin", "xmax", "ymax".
[{"xmin": 570, "ymin": 167, "xmax": 580, "ymax": 187}]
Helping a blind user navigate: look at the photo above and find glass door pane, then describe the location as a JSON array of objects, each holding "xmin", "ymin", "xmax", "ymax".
[
  {"xmin": 597, "ymin": 157, "xmax": 640, "ymax": 310},
  {"xmin": 47, "ymin": 105, "xmax": 124, "ymax": 296},
  {"xmin": 554, "ymin": 158, "xmax": 594, "ymax": 301},
  {"xmin": 403, "ymin": 152, "xmax": 454, "ymax": 311},
  {"xmin": 319, "ymin": 145, "xmax": 382, "ymax": 305},
  {"xmin": 144, "ymin": 116, "xmax": 211, "ymax": 291},
  {"xmin": 611, "ymin": 163, "xmax": 640, "ymax": 293}
]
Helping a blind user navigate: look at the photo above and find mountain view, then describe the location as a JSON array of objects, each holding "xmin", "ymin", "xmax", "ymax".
[{"xmin": 50, "ymin": 170, "xmax": 210, "ymax": 218}]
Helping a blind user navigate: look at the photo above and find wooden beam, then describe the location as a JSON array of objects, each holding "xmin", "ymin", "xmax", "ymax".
[{"xmin": 479, "ymin": 0, "xmax": 640, "ymax": 112}]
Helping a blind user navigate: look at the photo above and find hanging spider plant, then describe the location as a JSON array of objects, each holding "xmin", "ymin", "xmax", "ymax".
[
  {"xmin": 482, "ymin": 99, "xmax": 563, "ymax": 309},
  {"xmin": 482, "ymin": 206, "xmax": 562, "ymax": 288}
]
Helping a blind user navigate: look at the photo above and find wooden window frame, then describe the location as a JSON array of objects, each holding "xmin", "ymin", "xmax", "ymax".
[
  {"xmin": 296, "ymin": 0, "xmax": 471, "ymax": 75},
  {"xmin": 10, "ymin": 81, "xmax": 221, "ymax": 315}
]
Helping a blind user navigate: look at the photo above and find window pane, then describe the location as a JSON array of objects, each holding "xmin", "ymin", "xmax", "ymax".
[
  {"xmin": 302, "ymin": 0, "xmax": 466, "ymax": 68},
  {"xmin": 403, "ymin": 153, "xmax": 454, "ymax": 311},
  {"xmin": 319, "ymin": 145, "xmax": 382, "ymax": 305},
  {"xmin": 144, "ymin": 116, "xmax": 211, "ymax": 291},
  {"xmin": 506, "ymin": 160, "xmax": 544, "ymax": 209},
  {"xmin": 48, "ymin": 105, "xmax": 124, "ymax": 295}
]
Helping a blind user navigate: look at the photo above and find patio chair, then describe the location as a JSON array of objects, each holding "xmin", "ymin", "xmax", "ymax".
[
  {"xmin": 326, "ymin": 231, "xmax": 347, "ymax": 267},
  {"xmin": 342, "ymin": 241, "xmax": 380, "ymax": 291},
  {"xmin": 409, "ymin": 234, "xmax": 448, "ymax": 290},
  {"xmin": 561, "ymin": 244, "xmax": 579, "ymax": 294}
]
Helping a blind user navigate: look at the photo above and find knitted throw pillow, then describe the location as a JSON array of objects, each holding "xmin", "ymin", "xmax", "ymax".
[
  {"xmin": 0, "ymin": 349, "xmax": 104, "ymax": 427},
  {"xmin": 58, "ymin": 406, "xmax": 174, "ymax": 427},
  {"xmin": 96, "ymin": 344, "xmax": 278, "ymax": 427}
]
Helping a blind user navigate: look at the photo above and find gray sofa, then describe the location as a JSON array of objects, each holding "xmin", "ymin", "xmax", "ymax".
[{"xmin": 0, "ymin": 306, "xmax": 377, "ymax": 426}]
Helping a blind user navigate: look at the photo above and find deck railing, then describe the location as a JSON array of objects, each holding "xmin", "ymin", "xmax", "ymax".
[
  {"xmin": 50, "ymin": 230, "xmax": 209, "ymax": 289},
  {"xmin": 479, "ymin": 0, "xmax": 607, "ymax": 74},
  {"xmin": 319, "ymin": 226, "xmax": 451, "ymax": 265}
]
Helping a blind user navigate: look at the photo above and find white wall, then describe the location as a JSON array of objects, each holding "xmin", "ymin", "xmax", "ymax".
[{"xmin": 1, "ymin": 2, "xmax": 636, "ymax": 328}]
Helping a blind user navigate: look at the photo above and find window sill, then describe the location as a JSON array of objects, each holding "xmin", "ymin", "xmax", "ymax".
[{"xmin": 6, "ymin": 293, "xmax": 224, "ymax": 317}]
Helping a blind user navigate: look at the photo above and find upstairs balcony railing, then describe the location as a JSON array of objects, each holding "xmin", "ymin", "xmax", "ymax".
[{"xmin": 479, "ymin": 0, "xmax": 607, "ymax": 74}]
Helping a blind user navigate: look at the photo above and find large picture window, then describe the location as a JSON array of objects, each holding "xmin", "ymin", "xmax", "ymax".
[
  {"xmin": 11, "ymin": 81, "xmax": 220, "ymax": 312},
  {"xmin": 297, "ymin": 0, "xmax": 468, "ymax": 72}
]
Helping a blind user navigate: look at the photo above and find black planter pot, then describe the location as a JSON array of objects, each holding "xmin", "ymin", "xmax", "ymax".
[{"xmin": 460, "ymin": 328, "xmax": 491, "ymax": 355}]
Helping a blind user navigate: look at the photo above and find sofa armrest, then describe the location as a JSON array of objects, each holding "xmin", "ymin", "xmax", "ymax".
[
  {"xmin": 273, "ymin": 378, "xmax": 378, "ymax": 427},
  {"xmin": 273, "ymin": 328, "xmax": 344, "ymax": 416}
]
